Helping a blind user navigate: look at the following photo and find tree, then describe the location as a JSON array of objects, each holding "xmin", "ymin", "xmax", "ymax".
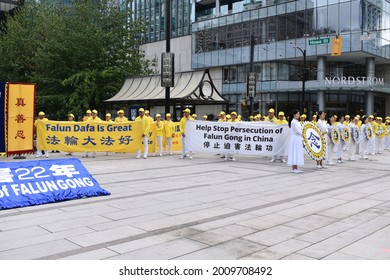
[{"xmin": 0, "ymin": 0, "xmax": 152, "ymax": 120}]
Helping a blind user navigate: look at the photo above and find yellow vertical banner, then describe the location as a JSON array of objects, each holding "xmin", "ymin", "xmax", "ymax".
[
  {"xmin": 172, "ymin": 122, "xmax": 182, "ymax": 151},
  {"xmin": 6, "ymin": 83, "xmax": 35, "ymax": 156}
]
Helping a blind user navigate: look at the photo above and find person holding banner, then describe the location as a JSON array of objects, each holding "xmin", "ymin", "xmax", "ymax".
[
  {"xmin": 316, "ymin": 111, "xmax": 328, "ymax": 168},
  {"xmin": 359, "ymin": 116, "xmax": 370, "ymax": 160},
  {"xmin": 367, "ymin": 115, "xmax": 376, "ymax": 155},
  {"xmin": 153, "ymin": 114, "xmax": 164, "ymax": 157},
  {"xmin": 136, "ymin": 108, "xmax": 150, "ymax": 159},
  {"xmin": 34, "ymin": 111, "xmax": 49, "ymax": 158},
  {"xmin": 271, "ymin": 111, "xmax": 288, "ymax": 163},
  {"xmin": 225, "ymin": 112, "xmax": 239, "ymax": 161},
  {"xmin": 264, "ymin": 108, "xmax": 277, "ymax": 122},
  {"xmin": 114, "ymin": 110, "xmax": 128, "ymax": 123},
  {"xmin": 83, "ymin": 109, "xmax": 92, "ymax": 121},
  {"xmin": 326, "ymin": 115, "xmax": 338, "ymax": 165},
  {"xmin": 164, "ymin": 113, "xmax": 175, "ymax": 155},
  {"xmin": 287, "ymin": 110, "xmax": 304, "ymax": 173},
  {"xmin": 385, "ymin": 117, "xmax": 390, "ymax": 151},
  {"xmin": 218, "ymin": 111, "xmax": 226, "ymax": 122},
  {"xmin": 336, "ymin": 116, "xmax": 346, "ymax": 163},
  {"xmin": 179, "ymin": 108, "xmax": 194, "ymax": 160},
  {"xmin": 347, "ymin": 117, "xmax": 358, "ymax": 161},
  {"xmin": 83, "ymin": 110, "xmax": 101, "ymax": 158},
  {"xmin": 203, "ymin": 115, "xmax": 208, "ymax": 121}
]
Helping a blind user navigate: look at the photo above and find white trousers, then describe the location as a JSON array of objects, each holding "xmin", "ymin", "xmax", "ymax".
[
  {"xmin": 164, "ymin": 138, "xmax": 173, "ymax": 154},
  {"xmin": 137, "ymin": 136, "xmax": 149, "ymax": 157}
]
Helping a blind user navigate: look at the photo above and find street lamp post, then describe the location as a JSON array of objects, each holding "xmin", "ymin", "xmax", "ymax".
[
  {"xmin": 293, "ymin": 46, "xmax": 306, "ymax": 114},
  {"xmin": 247, "ymin": 35, "xmax": 256, "ymax": 117}
]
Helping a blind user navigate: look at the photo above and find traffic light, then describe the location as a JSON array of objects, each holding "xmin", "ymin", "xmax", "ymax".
[{"xmin": 331, "ymin": 35, "xmax": 342, "ymax": 56}]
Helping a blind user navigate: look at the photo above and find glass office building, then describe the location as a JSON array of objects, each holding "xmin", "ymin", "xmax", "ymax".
[
  {"xmin": 192, "ymin": 0, "xmax": 390, "ymax": 117},
  {"xmin": 132, "ymin": 0, "xmax": 193, "ymax": 43}
]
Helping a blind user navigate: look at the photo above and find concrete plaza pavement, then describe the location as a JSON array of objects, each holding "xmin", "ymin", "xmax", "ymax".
[{"xmin": 1, "ymin": 150, "xmax": 390, "ymax": 260}]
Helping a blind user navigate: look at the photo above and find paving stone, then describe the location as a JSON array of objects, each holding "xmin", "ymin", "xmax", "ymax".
[
  {"xmin": 176, "ymin": 239, "xmax": 265, "ymax": 260},
  {"xmin": 66, "ymin": 226, "xmax": 146, "ymax": 247},
  {"xmin": 243, "ymin": 239, "xmax": 312, "ymax": 259},
  {"xmin": 0, "ymin": 239, "xmax": 81, "ymax": 260},
  {"xmin": 188, "ymin": 224, "xmax": 257, "ymax": 245},
  {"xmin": 242, "ymin": 225, "xmax": 307, "ymax": 246},
  {"xmin": 106, "ymin": 238, "xmax": 208, "ymax": 260}
]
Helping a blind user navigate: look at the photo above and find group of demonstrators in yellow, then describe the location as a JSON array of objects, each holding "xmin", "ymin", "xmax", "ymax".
[{"xmin": 34, "ymin": 107, "xmax": 390, "ymax": 173}]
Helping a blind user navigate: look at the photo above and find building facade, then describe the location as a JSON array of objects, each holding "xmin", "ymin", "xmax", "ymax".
[{"xmin": 134, "ymin": 0, "xmax": 390, "ymax": 118}]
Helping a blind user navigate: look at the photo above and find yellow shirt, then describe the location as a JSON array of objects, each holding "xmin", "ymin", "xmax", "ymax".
[
  {"xmin": 89, "ymin": 116, "xmax": 101, "ymax": 123},
  {"xmin": 180, "ymin": 116, "xmax": 194, "ymax": 134},
  {"xmin": 155, "ymin": 120, "xmax": 164, "ymax": 137},
  {"xmin": 376, "ymin": 123, "xmax": 386, "ymax": 138},
  {"xmin": 164, "ymin": 120, "xmax": 175, "ymax": 138},
  {"xmin": 263, "ymin": 116, "xmax": 277, "ymax": 122},
  {"xmin": 227, "ymin": 119, "xmax": 239, "ymax": 122},
  {"xmin": 114, "ymin": 116, "xmax": 128, "ymax": 123},
  {"xmin": 275, "ymin": 119, "xmax": 288, "ymax": 125},
  {"xmin": 34, "ymin": 117, "xmax": 48, "ymax": 127},
  {"xmin": 83, "ymin": 116, "xmax": 91, "ymax": 122},
  {"xmin": 218, "ymin": 118, "xmax": 226, "ymax": 122},
  {"xmin": 135, "ymin": 115, "xmax": 150, "ymax": 136}
]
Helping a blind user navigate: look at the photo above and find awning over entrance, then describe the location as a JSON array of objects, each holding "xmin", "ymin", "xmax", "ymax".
[{"xmin": 104, "ymin": 69, "xmax": 228, "ymax": 106}]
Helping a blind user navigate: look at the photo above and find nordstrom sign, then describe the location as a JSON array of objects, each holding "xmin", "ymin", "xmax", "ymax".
[{"xmin": 325, "ymin": 76, "xmax": 384, "ymax": 86}]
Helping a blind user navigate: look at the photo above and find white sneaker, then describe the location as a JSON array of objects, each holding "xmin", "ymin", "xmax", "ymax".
[
  {"xmin": 321, "ymin": 165, "xmax": 327, "ymax": 169},
  {"xmin": 143, "ymin": 156, "xmax": 147, "ymax": 159},
  {"xmin": 189, "ymin": 155, "xmax": 193, "ymax": 160},
  {"xmin": 169, "ymin": 153, "xmax": 172, "ymax": 156},
  {"xmin": 159, "ymin": 153, "xmax": 162, "ymax": 157},
  {"xmin": 297, "ymin": 169, "xmax": 303, "ymax": 173},
  {"xmin": 281, "ymin": 159, "xmax": 286, "ymax": 163},
  {"xmin": 316, "ymin": 165, "xmax": 322, "ymax": 169},
  {"xmin": 45, "ymin": 153, "xmax": 49, "ymax": 158},
  {"xmin": 136, "ymin": 155, "xmax": 140, "ymax": 159},
  {"xmin": 337, "ymin": 159, "xmax": 342, "ymax": 163},
  {"xmin": 293, "ymin": 169, "xmax": 300, "ymax": 174},
  {"xmin": 36, "ymin": 154, "xmax": 41, "ymax": 158},
  {"xmin": 231, "ymin": 157, "xmax": 236, "ymax": 161},
  {"xmin": 270, "ymin": 158, "xmax": 275, "ymax": 163}
]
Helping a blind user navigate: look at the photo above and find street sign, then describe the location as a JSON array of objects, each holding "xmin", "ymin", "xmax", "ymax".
[{"xmin": 308, "ymin": 38, "xmax": 331, "ymax": 45}]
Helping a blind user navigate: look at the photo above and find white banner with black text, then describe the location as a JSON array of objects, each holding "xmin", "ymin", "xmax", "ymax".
[{"xmin": 185, "ymin": 120, "xmax": 290, "ymax": 156}]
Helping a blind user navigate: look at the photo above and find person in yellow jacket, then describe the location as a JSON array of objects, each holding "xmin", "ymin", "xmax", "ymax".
[
  {"xmin": 192, "ymin": 114, "xmax": 198, "ymax": 120},
  {"xmin": 311, "ymin": 115, "xmax": 317, "ymax": 125},
  {"xmin": 271, "ymin": 111, "xmax": 288, "ymax": 163},
  {"xmin": 153, "ymin": 114, "xmax": 164, "ymax": 157},
  {"xmin": 179, "ymin": 108, "xmax": 194, "ymax": 159},
  {"xmin": 145, "ymin": 110, "xmax": 154, "ymax": 124},
  {"xmin": 83, "ymin": 110, "xmax": 101, "ymax": 158},
  {"xmin": 135, "ymin": 108, "xmax": 150, "ymax": 159},
  {"xmin": 225, "ymin": 112, "xmax": 239, "ymax": 161},
  {"xmin": 114, "ymin": 110, "xmax": 128, "ymax": 123},
  {"xmin": 34, "ymin": 111, "xmax": 49, "ymax": 158},
  {"xmin": 83, "ymin": 109, "xmax": 91, "ymax": 121},
  {"xmin": 264, "ymin": 108, "xmax": 277, "ymax": 122},
  {"xmin": 343, "ymin": 115, "xmax": 351, "ymax": 126},
  {"xmin": 203, "ymin": 115, "xmax": 208, "ymax": 121},
  {"xmin": 300, "ymin": 114, "xmax": 307, "ymax": 124},
  {"xmin": 218, "ymin": 111, "xmax": 226, "ymax": 122},
  {"xmin": 375, "ymin": 117, "xmax": 386, "ymax": 154},
  {"xmin": 255, "ymin": 114, "xmax": 262, "ymax": 122},
  {"xmin": 164, "ymin": 113, "xmax": 175, "ymax": 155},
  {"xmin": 104, "ymin": 113, "xmax": 114, "ymax": 156},
  {"xmin": 105, "ymin": 113, "xmax": 114, "ymax": 123}
]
